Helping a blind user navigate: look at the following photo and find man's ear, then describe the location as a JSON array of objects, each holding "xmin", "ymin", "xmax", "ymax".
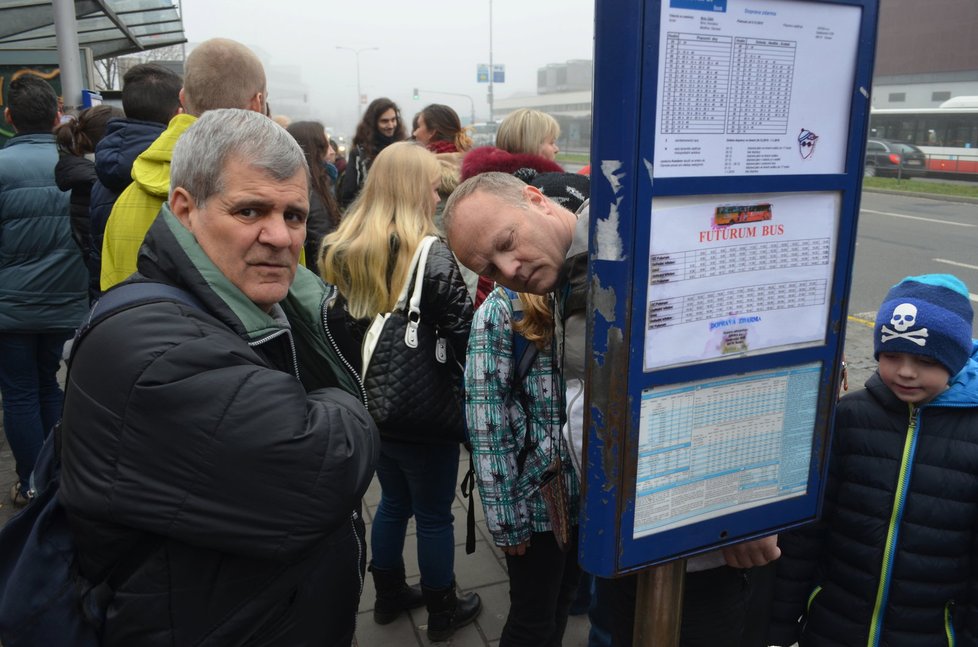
[
  {"xmin": 169, "ymin": 187, "xmax": 195, "ymax": 229},
  {"xmin": 249, "ymin": 91, "xmax": 265, "ymax": 115},
  {"xmin": 523, "ymin": 184, "xmax": 552, "ymax": 214},
  {"xmin": 3, "ymin": 107, "xmax": 12, "ymax": 126},
  {"xmin": 178, "ymin": 88, "xmax": 189, "ymax": 115}
]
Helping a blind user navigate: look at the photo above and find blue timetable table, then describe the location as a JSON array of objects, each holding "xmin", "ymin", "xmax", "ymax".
[{"xmin": 633, "ymin": 363, "xmax": 819, "ymax": 538}]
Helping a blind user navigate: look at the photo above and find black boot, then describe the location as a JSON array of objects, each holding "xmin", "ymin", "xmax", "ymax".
[
  {"xmin": 369, "ymin": 564, "xmax": 424, "ymax": 625},
  {"xmin": 423, "ymin": 582, "xmax": 482, "ymax": 642}
]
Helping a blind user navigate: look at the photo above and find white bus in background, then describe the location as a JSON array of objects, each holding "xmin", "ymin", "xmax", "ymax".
[{"xmin": 869, "ymin": 96, "xmax": 978, "ymax": 180}]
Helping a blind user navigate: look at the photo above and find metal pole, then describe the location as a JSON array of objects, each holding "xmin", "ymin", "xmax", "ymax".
[
  {"xmin": 52, "ymin": 0, "xmax": 83, "ymax": 111},
  {"xmin": 488, "ymin": 0, "xmax": 494, "ymax": 122},
  {"xmin": 336, "ymin": 46, "xmax": 378, "ymax": 121},
  {"xmin": 633, "ymin": 560, "xmax": 686, "ymax": 647}
]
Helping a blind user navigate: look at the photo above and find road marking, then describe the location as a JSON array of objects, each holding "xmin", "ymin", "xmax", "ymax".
[
  {"xmin": 861, "ymin": 209, "xmax": 974, "ymax": 227},
  {"xmin": 934, "ymin": 258, "xmax": 978, "ymax": 271},
  {"xmin": 848, "ymin": 314, "xmax": 875, "ymax": 328},
  {"xmin": 931, "ymin": 259, "xmax": 978, "ymax": 302}
]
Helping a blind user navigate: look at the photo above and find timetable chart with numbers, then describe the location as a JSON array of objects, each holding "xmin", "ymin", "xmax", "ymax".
[
  {"xmin": 653, "ymin": 0, "xmax": 861, "ymax": 177},
  {"xmin": 633, "ymin": 363, "xmax": 819, "ymax": 538},
  {"xmin": 644, "ymin": 191, "xmax": 839, "ymax": 370}
]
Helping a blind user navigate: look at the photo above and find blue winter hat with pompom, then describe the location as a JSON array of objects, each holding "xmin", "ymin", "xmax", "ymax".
[{"xmin": 874, "ymin": 273, "xmax": 973, "ymax": 376}]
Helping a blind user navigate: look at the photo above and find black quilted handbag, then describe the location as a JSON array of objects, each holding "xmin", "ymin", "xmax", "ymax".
[{"xmin": 361, "ymin": 237, "xmax": 466, "ymax": 443}]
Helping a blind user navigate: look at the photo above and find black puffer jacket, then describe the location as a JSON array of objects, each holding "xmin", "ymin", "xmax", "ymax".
[
  {"xmin": 771, "ymin": 357, "xmax": 978, "ymax": 647},
  {"xmin": 60, "ymin": 206, "xmax": 379, "ymax": 646},
  {"xmin": 54, "ymin": 153, "xmax": 96, "ymax": 254}
]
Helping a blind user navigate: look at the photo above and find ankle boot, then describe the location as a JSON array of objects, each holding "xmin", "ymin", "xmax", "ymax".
[
  {"xmin": 369, "ymin": 564, "xmax": 424, "ymax": 625},
  {"xmin": 423, "ymin": 582, "xmax": 482, "ymax": 642}
]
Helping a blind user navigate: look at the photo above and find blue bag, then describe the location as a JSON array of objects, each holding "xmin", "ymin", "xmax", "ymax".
[{"xmin": 0, "ymin": 282, "xmax": 202, "ymax": 647}]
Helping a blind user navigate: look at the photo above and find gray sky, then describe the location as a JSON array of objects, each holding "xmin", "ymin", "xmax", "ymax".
[{"xmin": 180, "ymin": 0, "xmax": 595, "ymax": 137}]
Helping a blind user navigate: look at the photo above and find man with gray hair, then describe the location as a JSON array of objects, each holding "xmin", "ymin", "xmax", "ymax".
[
  {"xmin": 60, "ymin": 109, "xmax": 378, "ymax": 646},
  {"xmin": 100, "ymin": 37, "xmax": 269, "ymax": 290}
]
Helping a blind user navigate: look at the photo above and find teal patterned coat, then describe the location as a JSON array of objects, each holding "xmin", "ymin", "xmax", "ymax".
[{"xmin": 463, "ymin": 287, "xmax": 580, "ymax": 547}]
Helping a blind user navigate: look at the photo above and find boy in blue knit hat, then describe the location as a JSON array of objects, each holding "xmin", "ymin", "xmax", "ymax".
[{"xmin": 770, "ymin": 274, "xmax": 978, "ymax": 646}]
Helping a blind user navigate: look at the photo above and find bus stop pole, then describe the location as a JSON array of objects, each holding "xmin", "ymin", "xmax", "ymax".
[
  {"xmin": 633, "ymin": 559, "xmax": 686, "ymax": 647},
  {"xmin": 52, "ymin": 0, "xmax": 83, "ymax": 111}
]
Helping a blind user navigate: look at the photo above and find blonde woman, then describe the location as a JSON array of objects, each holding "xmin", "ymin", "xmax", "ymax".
[
  {"xmin": 461, "ymin": 108, "xmax": 563, "ymax": 180},
  {"xmin": 319, "ymin": 141, "xmax": 480, "ymax": 641}
]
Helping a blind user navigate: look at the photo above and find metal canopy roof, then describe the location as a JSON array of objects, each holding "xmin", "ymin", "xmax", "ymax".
[{"xmin": 0, "ymin": 0, "xmax": 185, "ymax": 58}]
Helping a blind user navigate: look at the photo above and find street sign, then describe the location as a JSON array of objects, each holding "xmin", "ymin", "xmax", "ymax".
[
  {"xmin": 81, "ymin": 89, "xmax": 102, "ymax": 107},
  {"xmin": 582, "ymin": 0, "xmax": 880, "ymax": 576},
  {"xmin": 492, "ymin": 64, "xmax": 505, "ymax": 83},
  {"xmin": 477, "ymin": 64, "xmax": 489, "ymax": 83}
]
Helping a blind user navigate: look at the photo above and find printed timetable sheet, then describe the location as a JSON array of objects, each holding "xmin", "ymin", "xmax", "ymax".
[
  {"xmin": 633, "ymin": 363, "xmax": 818, "ymax": 538},
  {"xmin": 654, "ymin": 0, "xmax": 861, "ymax": 177},
  {"xmin": 644, "ymin": 191, "xmax": 839, "ymax": 371}
]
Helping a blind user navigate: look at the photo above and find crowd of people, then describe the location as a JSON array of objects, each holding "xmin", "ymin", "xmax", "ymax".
[{"xmin": 2, "ymin": 35, "xmax": 978, "ymax": 647}]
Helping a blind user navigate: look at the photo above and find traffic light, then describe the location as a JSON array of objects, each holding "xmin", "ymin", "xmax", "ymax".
[{"xmin": 413, "ymin": 87, "xmax": 420, "ymax": 100}]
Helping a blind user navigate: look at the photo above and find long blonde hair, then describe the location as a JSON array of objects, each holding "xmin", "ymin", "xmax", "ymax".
[
  {"xmin": 514, "ymin": 292, "xmax": 554, "ymax": 348},
  {"xmin": 320, "ymin": 141, "xmax": 441, "ymax": 319}
]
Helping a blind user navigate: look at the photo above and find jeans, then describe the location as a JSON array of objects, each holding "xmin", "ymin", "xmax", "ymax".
[
  {"xmin": 370, "ymin": 440, "xmax": 460, "ymax": 590},
  {"xmin": 501, "ymin": 529, "xmax": 581, "ymax": 647},
  {"xmin": 0, "ymin": 332, "xmax": 70, "ymax": 491}
]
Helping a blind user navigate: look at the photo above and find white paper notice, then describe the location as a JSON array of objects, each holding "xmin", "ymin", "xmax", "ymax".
[
  {"xmin": 654, "ymin": 0, "xmax": 861, "ymax": 177},
  {"xmin": 633, "ymin": 363, "xmax": 818, "ymax": 538},
  {"xmin": 644, "ymin": 192, "xmax": 839, "ymax": 371}
]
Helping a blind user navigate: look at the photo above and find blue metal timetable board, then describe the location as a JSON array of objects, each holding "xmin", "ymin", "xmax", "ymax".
[{"xmin": 582, "ymin": 0, "xmax": 879, "ymax": 576}]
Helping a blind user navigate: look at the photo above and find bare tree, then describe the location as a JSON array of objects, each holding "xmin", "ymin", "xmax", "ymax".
[{"xmin": 94, "ymin": 44, "xmax": 186, "ymax": 91}]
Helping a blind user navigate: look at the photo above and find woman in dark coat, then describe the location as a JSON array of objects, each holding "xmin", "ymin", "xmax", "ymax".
[{"xmin": 54, "ymin": 104, "xmax": 123, "ymax": 301}]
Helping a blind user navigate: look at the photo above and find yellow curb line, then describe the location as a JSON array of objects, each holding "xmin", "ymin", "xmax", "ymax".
[{"xmin": 848, "ymin": 315, "xmax": 875, "ymax": 329}]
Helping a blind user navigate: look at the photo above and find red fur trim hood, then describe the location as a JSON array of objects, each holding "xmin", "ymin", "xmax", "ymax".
[{"xmin": 460, "ymin": 146, "xmax": 563, "ymax": 180}]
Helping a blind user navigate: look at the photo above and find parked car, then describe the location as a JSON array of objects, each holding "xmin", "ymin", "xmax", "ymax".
[
  {"xmin": 469, "ymin": 121, "xmax": 499, "ymax": 147},
  {"xmin": 864, "ymin": 138, "xmax": 928, "ymax": 178}
]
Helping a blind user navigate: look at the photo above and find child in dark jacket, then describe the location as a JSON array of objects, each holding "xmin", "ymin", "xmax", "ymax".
[{"xmin": 770, "ymin": 274, "xmax": 978, "ymax": 647}]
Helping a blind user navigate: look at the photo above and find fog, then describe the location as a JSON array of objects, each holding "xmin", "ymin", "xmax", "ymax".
[{"xmin": 180, "ymin": 0, "xmax": 596, "ymax": 138}]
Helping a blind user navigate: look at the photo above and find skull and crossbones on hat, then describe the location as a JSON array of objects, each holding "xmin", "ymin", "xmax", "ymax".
[{"xmin": 880, "ymin": 303, "xmax": 929, "ymax": 347}]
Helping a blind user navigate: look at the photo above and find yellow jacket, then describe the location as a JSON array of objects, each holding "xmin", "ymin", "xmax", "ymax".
[{"xmin": 100, "ymin": 114, "xmax": 196, "ymax": 290}]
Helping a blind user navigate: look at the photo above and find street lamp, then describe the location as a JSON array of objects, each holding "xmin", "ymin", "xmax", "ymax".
[{"xmin": 336, "ymin": 46, "xmax": 379, "ymax": 120}]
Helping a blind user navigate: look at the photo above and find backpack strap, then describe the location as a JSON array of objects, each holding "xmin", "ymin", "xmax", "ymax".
[
  {"xmin": 51, "ymin": 282, "xmax": 205, "ymax": 473},
  {"xmin": 80, "ymin": 282, "xmax": 204, "ymax": 343},
  {"xmin": 66, "ymin": 282, "xmax": 205, "ymax": 372},
  {"xmin": 501, "ymin": 287, "xmax": 540, "ymax": 476}
]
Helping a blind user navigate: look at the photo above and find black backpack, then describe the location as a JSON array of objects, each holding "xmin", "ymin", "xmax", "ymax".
[{"xmin": 0, "ymin": 282, "xmax": 203, "ymax": 647}]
